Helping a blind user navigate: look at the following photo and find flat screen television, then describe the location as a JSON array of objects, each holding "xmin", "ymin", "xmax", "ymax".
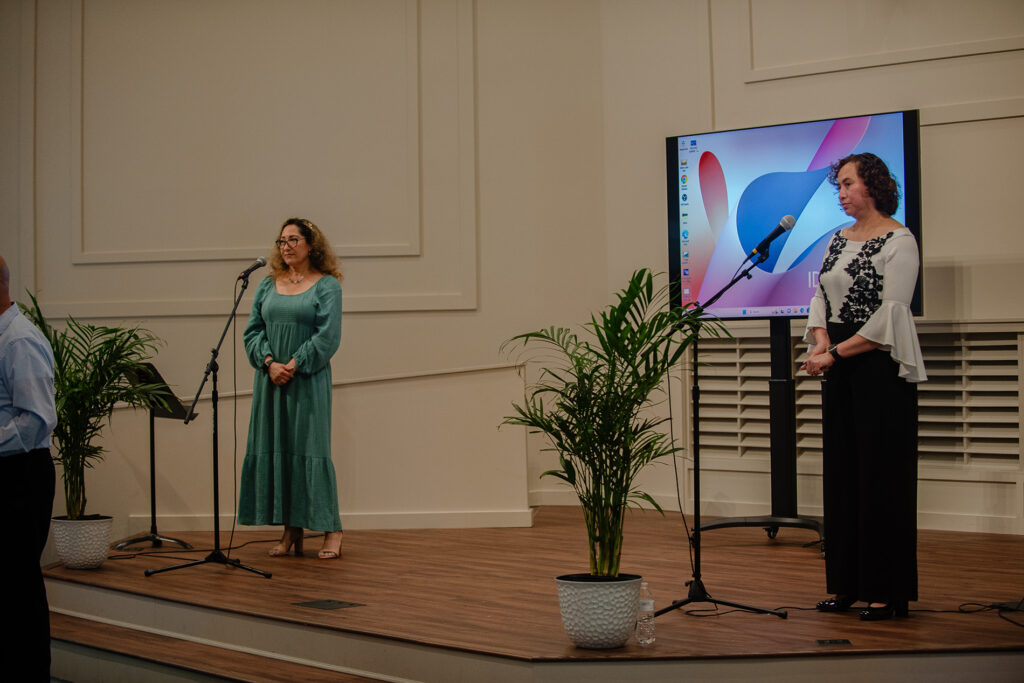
[{"xmin": 667, "ymin": 110, "xmax": 922, "ymax": 319}]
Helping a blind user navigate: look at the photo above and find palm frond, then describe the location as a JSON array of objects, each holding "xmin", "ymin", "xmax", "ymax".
[
  {"xmin": 501, "ymin": 269, "xmax": 725, "ymax": 576},
  {"xmin": 19, "ymin": 293, "xmax": 167, "ymax": 519}
]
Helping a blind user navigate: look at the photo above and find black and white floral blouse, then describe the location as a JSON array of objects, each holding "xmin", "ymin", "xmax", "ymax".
[{"xmin": 804, "ymin": 227, "xmax": 927, "ymax": 382}]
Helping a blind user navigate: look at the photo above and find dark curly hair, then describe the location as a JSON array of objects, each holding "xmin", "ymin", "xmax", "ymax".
[
  {"xmin": 269, "ymin": 217, "xmax": 343, "ymax": 282},
  {"xmin": 827, "ymin": 152, "xmax": 901, "ymax": 217}
]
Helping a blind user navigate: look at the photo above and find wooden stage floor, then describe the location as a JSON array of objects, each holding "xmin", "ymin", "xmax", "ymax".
[{"xmin": 45, "ymin": 506, "xmax": 1024, "ymax": 682}]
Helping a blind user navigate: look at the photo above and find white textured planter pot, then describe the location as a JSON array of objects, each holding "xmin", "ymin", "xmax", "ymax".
[
  {"xmin": 555, "ymin": 573, "xmax": 642, "ymax": 649},
  {"xmin": 51, "ymin": 515, "xmax": 113, "ymax": 569}
]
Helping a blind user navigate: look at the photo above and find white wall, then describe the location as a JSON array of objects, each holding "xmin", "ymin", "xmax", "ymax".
[{"xmin": 2, "ymin": 0, "xmax": 1022, "ymax": 543}]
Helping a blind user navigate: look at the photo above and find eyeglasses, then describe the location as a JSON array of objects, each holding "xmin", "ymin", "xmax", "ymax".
[{"xmin": 275, "ymin": 236, "xmax": 305, "ymax": 248}]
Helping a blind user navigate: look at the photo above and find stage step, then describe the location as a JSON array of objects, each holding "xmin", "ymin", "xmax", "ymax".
[{"xmin": 50, "ymin": 612, "xmax": 386, "ymax": 682}]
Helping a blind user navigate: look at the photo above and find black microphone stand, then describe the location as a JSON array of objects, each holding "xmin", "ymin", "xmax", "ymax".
[
  {"xmin": 146, "ymin": 273, "xmax": 270, "ymax": 579},
  {"xmin": 657, "ymin": 248, "xmax": 785, "ymax": 619}
]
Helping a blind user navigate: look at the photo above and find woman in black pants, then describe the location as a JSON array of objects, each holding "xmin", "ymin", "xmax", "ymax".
[{"xmin": 801, "ymin": 153, "xmax": 926, "ymax": 621}]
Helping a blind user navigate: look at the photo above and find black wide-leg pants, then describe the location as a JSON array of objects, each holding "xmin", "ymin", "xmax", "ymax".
[
  {"xmin": 822, "ymin": 323, "xmax": 918, "ymax": 604},
  {"xmin": 0, "ymin": 448, "xmax": 56, "ymax": 680}
]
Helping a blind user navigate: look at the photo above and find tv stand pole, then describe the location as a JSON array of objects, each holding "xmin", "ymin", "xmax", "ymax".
[{"xmin": 700, "ymin": 317, "xmax": 822, "ymax": 542}]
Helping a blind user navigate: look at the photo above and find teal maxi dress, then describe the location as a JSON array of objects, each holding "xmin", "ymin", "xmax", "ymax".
[{"xmin": 238, "ymin": 275, "xmax": 343, "ymax": 532}]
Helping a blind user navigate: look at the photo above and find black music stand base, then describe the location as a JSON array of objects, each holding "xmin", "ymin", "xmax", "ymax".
[
  {"xmin": 144, "ymin": 549, "xmax": 270, "ymax": 578},
  {"xmin": 115, "ymin": 532, "xmax": 192, "ymax": 551}
]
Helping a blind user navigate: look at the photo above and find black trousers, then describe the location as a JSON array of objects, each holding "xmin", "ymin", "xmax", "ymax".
[
  {"xmin": 822, "ymin": 323, "xmax": 918, "ymax": 604},
  {"xmin": 0, "ymin": 448, "xmax": 56, "ymax": 680}
]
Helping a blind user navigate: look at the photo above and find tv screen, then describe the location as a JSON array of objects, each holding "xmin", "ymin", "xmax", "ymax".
[{"xmin": 667, "ymin": 110, "xmax": 922, "ymax": 319}]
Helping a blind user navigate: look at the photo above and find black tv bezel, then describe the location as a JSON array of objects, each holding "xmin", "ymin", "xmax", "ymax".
[{"xmin": 666, "ymin": 109, "xmax": 923, "ymax": 320}]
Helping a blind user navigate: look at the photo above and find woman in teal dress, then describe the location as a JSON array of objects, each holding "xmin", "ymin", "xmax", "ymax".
[{"xmin": 238, "ymin": 218, "xmax": 344, "ymax": 559}]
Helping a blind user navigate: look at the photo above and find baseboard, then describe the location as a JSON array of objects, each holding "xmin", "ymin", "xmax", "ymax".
[{"xmin": 128, "ymin": 508, "xmax": 535, "ymax": 532}]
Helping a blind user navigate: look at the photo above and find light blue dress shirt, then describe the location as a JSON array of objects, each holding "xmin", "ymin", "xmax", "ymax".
[{"xmin": 0, "ymin": 303, "xmax": 57, "ymax": 456}]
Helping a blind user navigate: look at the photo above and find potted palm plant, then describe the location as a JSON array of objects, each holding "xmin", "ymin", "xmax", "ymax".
[
  {"xmin": 21, "ymin": 293, "xmax": 168, "ymax": 568},
  {"xmin": 502, "ymin": 269, "xmax": 718, "ymax": 648}
]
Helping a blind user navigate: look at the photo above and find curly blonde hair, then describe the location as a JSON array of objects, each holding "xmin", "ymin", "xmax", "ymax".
[{"xmin": 268, "ymin": 218, "xmax": 343, "ymax": 282}]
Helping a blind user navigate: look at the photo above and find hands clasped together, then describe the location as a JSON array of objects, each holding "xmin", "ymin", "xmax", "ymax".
[
  {"xmin": 801, "ymin": 344, "xmax": 835, "ymax": 377},
  {"xmin": 267, "ymin": 359, "xmax": 297, "ymax": 386}
]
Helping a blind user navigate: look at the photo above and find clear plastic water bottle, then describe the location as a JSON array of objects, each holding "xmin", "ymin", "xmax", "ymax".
[{"xmin": 636, "ymin": 581, "xmax": 656, "ymax": 646}]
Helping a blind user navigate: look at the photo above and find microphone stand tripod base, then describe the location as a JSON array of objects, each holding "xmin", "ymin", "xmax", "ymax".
[
  {"xmin": 145, "ymin": 548, "xmax": 270, "ymax": 578},
  {"xmin": 655, "ymin": 578, "xmax": 787, "ymax": 619}
]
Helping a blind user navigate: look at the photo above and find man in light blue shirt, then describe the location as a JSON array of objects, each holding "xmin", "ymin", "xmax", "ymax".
[{"xmin": 0, "ymin": 254, "xmax": 57, "ymax": 679}]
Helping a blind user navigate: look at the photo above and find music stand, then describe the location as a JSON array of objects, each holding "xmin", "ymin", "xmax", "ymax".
[{"xmin": 114, "ymin": 363, "xmax": 193, "ymax": 551}]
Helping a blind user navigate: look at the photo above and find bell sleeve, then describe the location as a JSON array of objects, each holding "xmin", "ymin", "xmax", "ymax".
[{"xmin": 854, "ymin": 233, "xmax": 927, "ymax": 382}]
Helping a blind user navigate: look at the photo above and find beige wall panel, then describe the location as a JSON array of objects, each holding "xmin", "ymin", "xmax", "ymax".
[
  {"xmin": 748, "ymin": 0, "xmax": 1024, "ymax": 80},
  {"xmin": 919, "ymin": 116, "xmax": 1021, "ymax": 320},
  {"xmin": 524, "ymin": 0, "xmax": 715, "ymax": 509},
  {"xmin": 79, "ymin": 0, "xmax": 418, "ymax": 259},
  {"xmin": 1, "ymin": 0, "xmax": 35, "ymax": 295},
  {"xmin": 918, "ymin": 477, "xmax": 1021, "ymax": 533},
  {"xmin": 711, "ymin": 1, "xmax": 1024, "ymax": 131},
  {"xmin": 45, "ymin": 366, "xmax": 529, "ymax": 550},
  {"xmin": 331, "ymin": 367, "xmax": 530, "ymax": 528},
  {"xmin": 599, "ymin": 0, "xmax": 714, "ymax": 291},
  {"xmin": 34, "ymin": 0, "xmax": 477, "ymax": 315}
]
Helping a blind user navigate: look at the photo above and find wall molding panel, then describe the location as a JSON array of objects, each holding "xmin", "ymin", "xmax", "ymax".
[
  {"xmin": 746, "ymin": 36, "xmax": 1024, "ymax": 84},
  {"xmin": 744, "ymin": 0, "xmax": 1024, "ymax": 83},
  {"xmin": 78, "ymin": 364, "xmax": 530, "ymax": 535},
  {"xmin": 34, "ymin": 0, "xmax": 478, "ymax": 315},
  {"xmin": 919, "ymin": 97, "xmax": 1024, "ymax": 126}
]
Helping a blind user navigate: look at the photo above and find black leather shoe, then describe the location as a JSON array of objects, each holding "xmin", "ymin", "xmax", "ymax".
[
  {"xmin": 859, "ymin": 601, "xmax": 909, "ymax": 621},
  {"xmin": 816, "ymin": 595, "xmax": 856, "ymax": 612}
]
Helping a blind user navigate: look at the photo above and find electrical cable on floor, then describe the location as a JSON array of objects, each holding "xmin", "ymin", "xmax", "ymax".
[
  {"xmin": 685, "ymin": 601, "xmax": 1024, "ymax": 627},
  {"xmin": 108, "ymin": 535, "xmax": 289, "ymax": 561}
]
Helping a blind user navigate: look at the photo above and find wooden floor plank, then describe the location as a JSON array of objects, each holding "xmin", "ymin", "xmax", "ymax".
[{"xmin": 45, "ymin": 507, "xmax": 1024, "ymax": 664}]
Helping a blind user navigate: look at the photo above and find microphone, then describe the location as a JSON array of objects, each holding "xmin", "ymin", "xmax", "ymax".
[
  {"xmin": 238, "ymin": 257, "xmax": 267, "ymax": 280},
  {"xmin": 748, "ymin": 215, "xmax": 796, "ymax": 259}
]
